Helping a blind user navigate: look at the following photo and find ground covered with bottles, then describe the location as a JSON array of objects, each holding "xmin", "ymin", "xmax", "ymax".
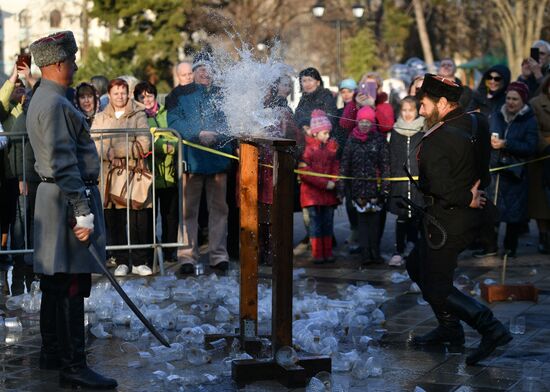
[{"xmin": 1, "ymin": 215, "xmax": 550, "ymax": 391}]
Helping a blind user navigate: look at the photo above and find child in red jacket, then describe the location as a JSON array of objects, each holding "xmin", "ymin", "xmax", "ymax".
[{"xmin": 299, "ymin": 110, "xmax": 340, "ymax": 264}]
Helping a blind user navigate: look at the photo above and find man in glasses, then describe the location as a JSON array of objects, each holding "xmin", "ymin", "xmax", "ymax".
[
  {"xmin": 407, "ymin": 74, "xmax": 512, "ymax": 366},
  {"xmin": 521, "ymin": 40, "xmax": 550, "ymax": 97},
  {"xmin": 437, "ymin": 58, "xmax": 472, "ymax": 109}
]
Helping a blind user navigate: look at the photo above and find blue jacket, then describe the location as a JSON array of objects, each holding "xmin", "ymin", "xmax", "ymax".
[
  {"xmin": 489, "ymin": 105, "xmax": 538, "ymax": 222},
  {"xmin": 166, "ymin": 83, "xmax": 232, "ymax": 174}
]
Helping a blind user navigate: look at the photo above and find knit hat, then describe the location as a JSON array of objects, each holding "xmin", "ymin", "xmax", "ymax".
[
  {"xmin": 339, "ymin": 78, "xmax": 357, "ymax": 91},
  {"xmin": 192, "ymin": 50, "xmax": 213, "ymax": 71},
  {"xmin": 30, "ymin": 31, "xmax": 78, "ymax": 68},
  {"xmin": 506, "ymin": 81, "xmax": 529, "ymax": 104},
  {"xmin": 417, "ymin": 73, "xmax": 463, "ymax": 102},
  {"xmin": 357, "ymin": 106, "xmax": 375, "ymax": 123},
  {"xmin": 309, "ymin": 109, "xmax": 332, "ymax": 134}
]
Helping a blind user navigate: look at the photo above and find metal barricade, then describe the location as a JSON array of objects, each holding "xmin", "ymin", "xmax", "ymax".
[{"xmin": 0, "ymin": 128, "xmax": 187, "ymax": 276}]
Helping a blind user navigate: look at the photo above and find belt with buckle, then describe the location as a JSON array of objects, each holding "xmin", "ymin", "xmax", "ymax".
[
  {"xmin": 423, "ymin": 195, "xmax": 435, "ymax": 206},
  {"xmin": 41, "ymin": 177, "xmax": 98, "ymax": 186}
]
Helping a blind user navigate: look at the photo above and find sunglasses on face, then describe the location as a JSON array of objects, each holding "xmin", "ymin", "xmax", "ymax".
[{"xmin": 487, "ymin": 75, "xmax": 503, "ymax": 82}]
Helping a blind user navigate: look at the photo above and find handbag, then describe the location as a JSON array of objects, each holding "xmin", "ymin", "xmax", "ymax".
[{"xmin": 104, "ymin": 138, "xmax": 153, "ymax": 209}]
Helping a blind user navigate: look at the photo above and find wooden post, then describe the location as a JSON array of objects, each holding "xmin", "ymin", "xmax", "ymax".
[
  {"xmin": 231, "ymin": 138, "xmax": 331, "ymax": 388},
  {"xmin": 239, "ymin": 141, "xmax": 259, "ymax": 338},
  {"xmin": 271, "ymin": 140, "xmax": 295, "ymax": 352}
]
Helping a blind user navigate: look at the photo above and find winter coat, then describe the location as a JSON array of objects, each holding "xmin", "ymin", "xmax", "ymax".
[
  {"xmin": 166, "ymin": 83, "xmax": 232, "ymax": 175},
  {"xmin": 339, "ymin": 92, "xmax": 395, "ymax": 134},
  {"xmin": 91, "ymin": 99, "xmax": 151, "ymax": 209},
  {"xmin": 528, "ymin": 93, "xmax": 550, "ymax": 219},
  {"xmin": 0, "ymin": 79, "xmax": 24, "ymax": 133},
  {"xmin": 145, "ymin": 105, "xmax": 178, "ymax": 189},
  {"xmin": 468, "ymin": 64, "xmax": 511, "ymax": 118},
  {"xmin": 299, "ymin": 137, "xmax": 339, "ymax": 208},
  {"xmin": 388, "ymin": 116, "xmax": 425, "ymax": 216},
  {"xmin": 294, "ymin": 87, "xmax": 337, "ymax": 129},
  {"xmin": 26, "ymin": 79, "xmax": 105, "ymax": 275},
  {"xmin": 417, "ymin": 108, "xmax": 487, "ymax": 236},
  {"xmin": 489, "ymin": 105, "xmax": 538, "ymax": 223},
  {"xmin": 339, "ymin": 129, "xmax": 390, "ymax": 202},
  {"xmin": 259, "ymin": 96, "xmax": 302, "ymax": 204}
]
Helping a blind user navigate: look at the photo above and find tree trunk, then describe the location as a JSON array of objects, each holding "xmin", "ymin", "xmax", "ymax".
[
  {"xmin": 491, "ymin": 0, "xmax": 550, "ymax": 78},
  {"xmin": 412, "ymin": 0, "xmax": 434, "ymax": 68},
  {"xmin": 81, "ymin": 0, "xmax": 90, "ymax": 62}
]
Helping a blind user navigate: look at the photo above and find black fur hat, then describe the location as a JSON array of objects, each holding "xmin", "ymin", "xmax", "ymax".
[{"xmin": 417, "ymin": 73, "xmax": 463, "ymax": 102}]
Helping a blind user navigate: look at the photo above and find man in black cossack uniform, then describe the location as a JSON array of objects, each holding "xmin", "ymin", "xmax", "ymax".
[{"xmin": 406, "ymin": 74, "xmax": 512, "ymax": 365}]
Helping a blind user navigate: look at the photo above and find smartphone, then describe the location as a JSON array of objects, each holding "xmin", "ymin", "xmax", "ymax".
[
  {"xmin": 359, "ymin": 81, "xmax": 378, "ymax": 98},
  {"xmin": 530, "ymin": 47, "xmax": 540, "ymax": 63},
  {"xmin": 16, "ymin": 53, "xmax": 31, "ymax": 68},
  {"xmin": 491, "ymin": 132, "xmax": 499, "ymax": 139}
]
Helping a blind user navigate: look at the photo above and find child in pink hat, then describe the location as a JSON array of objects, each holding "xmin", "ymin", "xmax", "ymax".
[
  {"xmin": 339, "ymin": 106, "xmax": 390, "ymax": 265},
  {"xmin": 298, "ymin": 110, "xmax": 340, "ymax": 264}
]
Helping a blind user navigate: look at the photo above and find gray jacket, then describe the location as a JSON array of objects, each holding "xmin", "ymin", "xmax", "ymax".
[{"xmin": 26, "ymin": 79, "xmax": 105, "ymax": 275}]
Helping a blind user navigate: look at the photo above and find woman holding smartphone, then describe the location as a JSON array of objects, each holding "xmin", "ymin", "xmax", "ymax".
[{"xmin": 339, "ymin": 72, "xmax": 395, "ymax": 135}]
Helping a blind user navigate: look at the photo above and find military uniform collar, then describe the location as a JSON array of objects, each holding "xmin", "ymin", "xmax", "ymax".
[
  {"xmin": 422, "ymin": 107, "xmax": 466, "ymax": 139},
  {"xmin": 40, "ymin": 78, "xmax": 68, "ymax": 96}
]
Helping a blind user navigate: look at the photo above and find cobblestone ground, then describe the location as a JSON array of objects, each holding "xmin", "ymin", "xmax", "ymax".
[{"xmin": 1, "ymin": 209, "xmax": 549, "ymax": 391}]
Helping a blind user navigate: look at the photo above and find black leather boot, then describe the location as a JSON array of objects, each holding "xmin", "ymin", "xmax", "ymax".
[
  {"xmin": 58, "ymin": 296, "xmax": 118, "ymax": 390},
  {"xmin": 40, "ymin": 291, "xmax": 60, "ymax": 370},
  {"xmin": 412, "ymin": 303, "xmax": 465, "ymax": 346},
  {"xmin": 446, "ymin": 287, "xmax": 512, "ymax": 365}
]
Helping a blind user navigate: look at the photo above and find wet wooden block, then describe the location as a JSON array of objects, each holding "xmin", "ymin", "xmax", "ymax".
[
  {"xmin": 232, "ymin": 359, "xmax": 279, "ymax": 385},
  {"xmin": 481, "ymin": 283, "xmax": 538, "ymax": 303},
  {"xmin": 231, "ymin": 359, "xmax": 308, "ymax": 388}
]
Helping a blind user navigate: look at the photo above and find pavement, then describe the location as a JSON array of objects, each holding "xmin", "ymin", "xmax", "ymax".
[{"xmin": 1, "ymin": 207, "xmax": 549, "ymax": 391}]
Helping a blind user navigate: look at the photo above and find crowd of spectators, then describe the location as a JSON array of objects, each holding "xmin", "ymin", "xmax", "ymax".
[{"xmin": 1, "ymin": 39, "xmax": 550, "ymax": 295}]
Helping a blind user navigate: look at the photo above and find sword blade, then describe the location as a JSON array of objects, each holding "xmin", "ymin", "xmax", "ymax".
[{"xmin": 87, "ymin": 239, "xmax": 171, "ymax": 347}]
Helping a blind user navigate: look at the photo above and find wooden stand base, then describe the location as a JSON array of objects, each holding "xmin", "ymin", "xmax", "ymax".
[
  {"xmin": 232, "ymin": 356, "xmax": 331, "ymax": 388},
  {"xmin": 481, "ymin": 283, "xmax": 539, "ymax": 303},
  {"xmin": 205, "ymin": 334, "xmax": 264, "ymax": 356}
]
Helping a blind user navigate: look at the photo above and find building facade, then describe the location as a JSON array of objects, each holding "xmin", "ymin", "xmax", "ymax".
[{"xmin": 0, "ymin": 0, "xmax": 108, "ymax": 78}]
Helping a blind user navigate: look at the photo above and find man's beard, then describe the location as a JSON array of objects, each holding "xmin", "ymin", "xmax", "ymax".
[{"xmin": 424, "ymin": 106, "xmax": 441, "ymax": 129}]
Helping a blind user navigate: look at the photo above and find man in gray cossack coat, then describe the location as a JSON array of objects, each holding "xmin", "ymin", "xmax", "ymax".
[{"xmin": 26, "ymin": 31, "xmax": 117, "ymax": 389}]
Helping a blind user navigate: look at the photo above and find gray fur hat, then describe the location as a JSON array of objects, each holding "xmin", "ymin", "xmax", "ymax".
[{"xmin": 30, "ymin": 31, "xmax": 78, "ymax": 68}]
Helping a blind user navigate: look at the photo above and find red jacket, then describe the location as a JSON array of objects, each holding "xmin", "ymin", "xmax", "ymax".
[
  {"xmin": 339, "ymin": 92, "xmax": 395, "ymax": 133},
  {"xmin": 299, "ymin": 137, "xmax": 340, "ymax": 208}
]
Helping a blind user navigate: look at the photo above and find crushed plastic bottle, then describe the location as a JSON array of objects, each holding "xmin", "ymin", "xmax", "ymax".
[
  {"xmin": 90, "ymin": 323, "xmax": 111, "ymax": 339},
  {"xmin": 351, "ymin": 356, "xmax": 382, "ymax": 380},
  {"xmin": 275, "ymin": 346, "xmax": 299, "ymax": 366},
  {"xmin": 306, "ymin": 377, "xmax": 325, "ymax": 392},
  {"xmin": 306, "ymin": 376, "xmax": 329, "ymax": 392},
  {"xmin": 150, "ymin": 343, "xmax": 185, "ymax": 363},
  {"xmin": 4, "ymin": 317, "xmax": 22, "ymax": 331},
  {"xmin": 389, "ymin": 271, "xmax": 410, "ymax": 284},
  {"xmin": 187, "ymin": 347, "xmax": 211, "ymax": 365},
  {"xmin": 5, "ymin": 295, "xmax": 27, "ymax": 311}
]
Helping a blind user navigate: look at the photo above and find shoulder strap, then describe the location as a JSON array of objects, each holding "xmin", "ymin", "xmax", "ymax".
[{"xmin": 469, "ymin": 113, "xmax": 478, "ymax": 142}]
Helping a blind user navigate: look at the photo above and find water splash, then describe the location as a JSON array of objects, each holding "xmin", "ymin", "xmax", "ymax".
[{"xmin": 210, "ymin": 40, "xmax": 294, "ymax": 138}]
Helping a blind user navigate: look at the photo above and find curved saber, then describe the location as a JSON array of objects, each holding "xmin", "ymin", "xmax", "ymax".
[{"xmin": 85, "ymin": 239, "xmax": 171, "ymax": 347}]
